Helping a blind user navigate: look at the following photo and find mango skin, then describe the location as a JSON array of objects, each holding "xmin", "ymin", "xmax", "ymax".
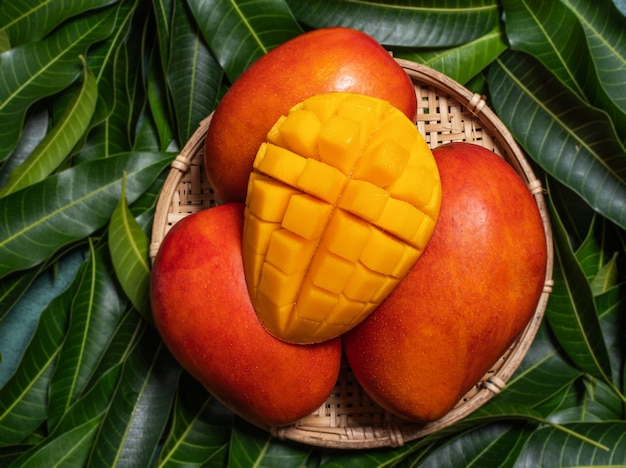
[
  {"xmin": 343, "ymin": 142, "xmax": 548, "ymax": 423},
  {"xmin": 204, "ymin": 27, "xmax": 418, "ymax": 203},
  {"xmin": 150, "ymin": 203, "xmax": 342, "ymax": 427}
]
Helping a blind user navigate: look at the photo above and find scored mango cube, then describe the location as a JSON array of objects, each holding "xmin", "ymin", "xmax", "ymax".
[{"xmin": 243, "ymin": 92, "xmax": 442, "ymax": 344}]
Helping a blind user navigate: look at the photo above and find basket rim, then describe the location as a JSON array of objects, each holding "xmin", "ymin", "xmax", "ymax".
[{"xmin": 149, "ymin": 59, "xmax": 554, "ymax": 450}]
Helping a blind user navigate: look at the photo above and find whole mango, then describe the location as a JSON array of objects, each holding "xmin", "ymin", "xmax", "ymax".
[
  {"xmin": 204, "ymin": 27, "xmax": 417, "ymax": 203},
  {"xmin": 343, "ymin": 142, "xmax": 548, "ymax": 423},
  {"xmin": 151, "ymin": 203, "xmax": 342, "ymax": 427}
]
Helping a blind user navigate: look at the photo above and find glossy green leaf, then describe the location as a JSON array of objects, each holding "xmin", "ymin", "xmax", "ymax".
[
  {"xmin": 287, "ymin": 0, "xmax": 500, "ymax": 47},
  {"xmin": 0, "ymin": 5, "xmax": 118, "ymax": 162},
  {"xmin": 502, "ymin": 0, "xmax": 626, "ymax": 144},
  {"xmin": 47, "ymin": 241, "xmax": 127, "ymax": 430},
  {"xmin": 563, "ymin": 0, "xmax": 626, "ymax": 114},
  {"xmin": 87, "ymin": 325, "xmax": 181, "ymax": 466},
  {"xmin": 396, "ymin": 25, "xmax": 507, "ymax": 85},
  {"xmin": 0, "ymin": 150, "xmax": 173, "ymax": 279},
  {"xmin": 167, "ymin": 0, "xmax": 221, "ymax": 144},
  {"xmin": 157, "ymin": 374, "xmax": 233, "ymax": 467},
  {"xmin": 8, "ymin": 365, "xmax": 122, "ymax": 467},
  {"xmin": 516, "ymin": 422, "xmax": 626, "ymax": 465},
  {"xmin": 186, "ymin": 0, "xmax": 303, "ymax": 82},
  {"xmin": 487, "ymin": 51, "xmax": 626, "ymax": 230},
  {"xmin": 0, "ymin": 0, "xmax": 118, "ymax": 47},
  {"xmin": 545, "ymin": 183, "xmax": 616, "ymax": 393},
  {"xmin": 0, "ymin": 57, "xmax": 97, "ymax": 197},
  {"xmin": 108, "ymin": 175, "xmax": 151, "ymax": 320},
  {"xmin": 597, "ymin": 283, "xmax": 626, "ymax": 384},
  {"xmin": 229, "ymin": 419, "xmax": 311, "ymax": 467},
  {"xmin": 0, "ymin": 265, "xmax": 78, "ymax": 445}
]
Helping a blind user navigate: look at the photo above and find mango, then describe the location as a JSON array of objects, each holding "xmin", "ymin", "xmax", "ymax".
[
  {"xmin": 151, "ymin": 203, "xmax": 342, "ymax": 427},
  {"xmin": 204, "ymin": 27, "xmax": 417, "ymax": 203},
  {"xmin": 243, "ymin": 93, "xmax": 441, "ymax": 344},
  {"xmin": 343, "ymin": 142, "xmax": 548, "ymax": 422}
]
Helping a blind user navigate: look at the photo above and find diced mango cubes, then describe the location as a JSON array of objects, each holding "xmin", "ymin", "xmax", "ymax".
[{"xmin": 243, "ymin": 92, "xmax": 442, "ymax": 343}]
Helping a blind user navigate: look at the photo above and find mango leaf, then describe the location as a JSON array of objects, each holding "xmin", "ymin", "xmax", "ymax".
[
  {"xmin": 153, "ymin": 0, "xmax": 174, "ymax": 70},
  {"xmin": 563, "ymin": 0, "xmax": 626, "ymax": 115},
  {"xmin": 575, "ymin": 215, "xmax": 619, "ymax": 287},
  {"xmin": 186, "ymin": 0, "xmax": 303, "ymax": 82},
  {"xmin": 8, "ymin": 365, "xmax": 121, "ymax": 467},
  {"xmin": 167, "ymin": 0, "xmax": 221, "ymax": 144},
  {"xmin": 516, "ymin": 422, "xmax": 626, "ymax": 465},
  {"xmin": 0, "ymin": 57, "xmax": 98, "ymax": 197},
  {"xmin": 0, "ymin": 264, "xmax": 78, "ymax": 445},
  {"xmin": 0, "ymin": 5, "xmax": 118, "ymax": 162},
  {"xmin": 86, "ymin": 324, "xmax": 181, "ymax": 466},
  {"xmin": 47, "ymin": 240, "xmax": 127, "ymax": 431},
  {"xmin": 287, "ymin": 0, "xmax": 500, "ymax": 48},
  {"xmin": 228, "ymin": 419, "xmax": 311, "ymax": 467},
  {"xmin": 108, "ymin": 174, "xmax": 151, "ymax": 320},
  {"xmin": 156, "ymin": 374, "xmax": 233, "ymax": 467},
  {"xmin": 396, "ymin": 25, "xmax": 507, "ymax": 85},
  {"xmin": 487, "ymin": 50, "xmax": 626, "ymax": 230},
  {"xmin": 545, "ymin": 183, "xmax": 616, "ymax": 393},
  {"xmin": 502, "ymin": 0, "xmax": 626, "ymax": 144},
  {"xmin": 0, "ymin": 0, "xmax": 118, "ymax": 47},
  {"xmin": 0, "ymin": 150, "xmax": 173, "ymax": 279},
  {"xmin": 597, "ymin": 283, "xmax": 626, "ymax": 384}
]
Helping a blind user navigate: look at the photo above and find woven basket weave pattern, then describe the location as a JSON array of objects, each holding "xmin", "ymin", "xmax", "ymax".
[{"xmin": 150, "ymin": 60, "xmax": 554, "ymax": 449}]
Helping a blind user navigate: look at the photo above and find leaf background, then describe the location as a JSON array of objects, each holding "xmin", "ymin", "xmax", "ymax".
[{"xmin": 1, "ymin": 0, "xmax": 625, "ymax": 466}]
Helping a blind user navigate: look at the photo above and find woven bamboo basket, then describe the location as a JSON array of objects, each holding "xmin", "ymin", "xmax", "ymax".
[{"xmin": 150, "ymin": 59, "xmax": 554, "ymax": 450}]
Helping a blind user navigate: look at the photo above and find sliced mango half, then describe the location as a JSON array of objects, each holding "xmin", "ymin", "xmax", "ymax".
[{"xmin": 243, "ymin": 92, "xmax": 441, "ymax": 343}]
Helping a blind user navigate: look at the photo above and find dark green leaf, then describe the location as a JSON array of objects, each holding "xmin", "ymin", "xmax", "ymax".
[
  {"xmin": 47, "ymin": 241, "xmax": 127, "ymax": 430},
  {"xmin": 546, "ymin": 183, "xmax": 616, "ymax": 391},
  {"xmin": 487, "ymin": 50, "xmax": 626, "ymax": 230},
  {"xmin": 0, "ymin": 56, "xmax": 98, "ymax": 197},
  {"xmin": 516, "ymin": 422, "xmax": 626, "ymax": 465},
  {"xmin": 108, "ymin": 176, "xmax": 151, "ymax": 320},
  {"xmin": 396, "ymin": 25, "xmax": 507, "ymax": 85},
  {"xmin": 0, "ymin": 150, "xmax": 173, "ymax": 279},
  {"xmin": 157, "ymin": 374, "xmax": 233, "ymax": 467},
  {"xmin": 167, "ymin": 0, "xmax": 221, "ymax": 144},
  {"xmin": 87, "ymin": 324, "xmax": 181, "ymax": 466},
  {"xmin": 186, "ymin": 0, "xmax": 303, "ymax": 81},
  {"xmin": 0, "ymin": 5, "xmax": 118, "ymax": 162},
  {"xmin": 0, "ymin": 265, "xmax": 78, "ymax": 445},
  {"xmin": 0, "ymin": 0, "xmax": 118, "ymax": 47},
  {"xmin": 287, "ymin": 0, "xmax": 500, "ymax": 47}
]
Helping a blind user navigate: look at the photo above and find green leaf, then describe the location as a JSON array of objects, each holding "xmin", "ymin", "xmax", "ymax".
[
  {"xmin": 396, "ymin": 25, "xmax": 507, "ymax": 85},
  {"xmin": 0, "ymin": 150, "xmax": 173, "ymax": 279},
  {"xmin": 563, "ymin": 0, "xmax": 626, "ymax": 115},
  {"xmin": 10, "ymin": 364, "xmax": 121, "ymax": 467},
  {"xmin": 516, "ymin": 422, "xmax": 626, "ymax": 465},
  {"xmin": 545, "ymin": 183, "xmax": 617, "ymax": 395},
  {"xmin": 167, "ymin": 0, "xmax": 221, "ymax": 144},
  {"xmin": 502, "ymin": 0, "xmax": 626, "ymax": 143},
  {"xmin": 287, "ymin": 0, "xmax": 500, "ymax": 47},
  {"xmin": 47, "ymin": 241, "xmax": 127, "ymax": 430},
  {"xmin": 0, "ymin": 265, "xmax": 77, "ymax": 445},
  {"xmin": 0, "ymin": 0, "xmax": 118, "ymax": 47},
  {"xmin": 487, "ymin": 50, "xmax": 626, "ymax": 230},
  {"xmin": 186, "ymin": 0, "xmax": 303, "ymax": 82},
  {"xmin": 229, "ymin": 419, "xmax": 311, "ymax": 467},
  {"xmin": 156, "ymin": 374, "xmax": 233, "ymax": 467},
  {"xmin": 0, "ymin": 56, "xmax": 98, "ymax": 197},
  {"xmin": 108, "ymin": 175, "xmax": 151, "ymax": 320},
  {"xmin": 0, "ymin": 5, "xmax": 118, "ymax": 162},
  {"xmin": 87, "ymin": 324, "xmax": 181, "ymax": 466}
]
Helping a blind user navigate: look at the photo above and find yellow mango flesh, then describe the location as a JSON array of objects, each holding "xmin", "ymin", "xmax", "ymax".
[{"xmin": 243, "ymin": 92, "xmax": 442, "ymax": 343}]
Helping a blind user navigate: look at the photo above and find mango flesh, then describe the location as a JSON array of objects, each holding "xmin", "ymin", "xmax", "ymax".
[
  {"xmin": 343, "ymin": 142, "xmax": 548, "ymax": 422},
  {"xmin": 150, "ymin": 203, "xmax": 342, "ymax": 427},
  {"xmin": 243, "ymin": 93, "xmax": 441, "ymax": 344},
  {"xmin": 204, "ymin": 27, "xmax": 417, "ymax": 203}
]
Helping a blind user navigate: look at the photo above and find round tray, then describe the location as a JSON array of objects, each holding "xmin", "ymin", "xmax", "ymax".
[{"xmin": 150, "ymin": 59, "xmax": 554, "ymax": 450}]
